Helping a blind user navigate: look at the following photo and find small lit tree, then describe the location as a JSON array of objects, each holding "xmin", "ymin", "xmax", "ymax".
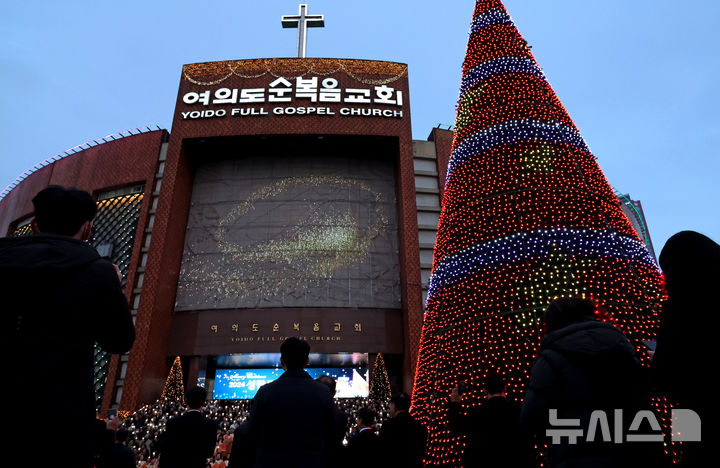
[
  {"xmin": 369, "ymin": 353, "xmax": 391, "ymax": 405},
  {"xmin": 161, "ymin": 356, "xmax": 185, "ymax": 403}
]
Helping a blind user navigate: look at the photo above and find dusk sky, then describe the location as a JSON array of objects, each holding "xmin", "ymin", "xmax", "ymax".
[{"xmin": 2, "ymin": 0, "xmax": 718, "ymax": 252}]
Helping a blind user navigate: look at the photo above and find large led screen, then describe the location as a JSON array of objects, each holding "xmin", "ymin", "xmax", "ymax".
[
  {"xmin": 176, "ymin": 154, "xmax": 400, "ymax": 310},
  {"xmin": 216, "ymin": 352, "xmax": 368, "ymax": 368},
  {"xmin": 213, "ymin": 367, "xmax": 369, "ymax": 399}
]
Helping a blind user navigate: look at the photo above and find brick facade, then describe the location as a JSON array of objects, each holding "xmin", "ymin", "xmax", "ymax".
[
  {"xmin": 0, "ymin": 58, "xmax": 427, "ymax": 411},
  {"xmin": 428, "ymin": 127, "xmax": 454, "ymax": 200},
  {"xmin": 0, "ymin": 130, "xmax": 168, "ymax": 414}
]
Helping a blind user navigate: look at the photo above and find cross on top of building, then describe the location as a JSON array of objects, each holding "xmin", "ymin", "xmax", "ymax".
[{"xmin": 281, "ymin": 4, "xmax": 325, "ymax": 58}]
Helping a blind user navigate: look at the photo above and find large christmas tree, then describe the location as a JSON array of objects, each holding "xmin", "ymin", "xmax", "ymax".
[{"xmin": 411, "ymin": 1, "xmax": 666, "ymax": 465}]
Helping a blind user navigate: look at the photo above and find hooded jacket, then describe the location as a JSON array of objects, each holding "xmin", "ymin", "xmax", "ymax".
[
  {"xmin": 521, "ymin": 319, "xmax": 648, "ymax": 468},
  {"xmin": 0, "ymin": 233, "xmax": 134, "ymax": 466}
]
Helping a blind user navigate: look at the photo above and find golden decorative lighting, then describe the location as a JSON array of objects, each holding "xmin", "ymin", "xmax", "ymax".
[{"xmin": 183, "ymin": 58, "xmax": 408, "ymax": 86}]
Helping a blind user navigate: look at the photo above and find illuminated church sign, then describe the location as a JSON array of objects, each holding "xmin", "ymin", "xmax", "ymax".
[{"xmin": 180, "ymin": 76, "xmax": 405, "ymax": 120}]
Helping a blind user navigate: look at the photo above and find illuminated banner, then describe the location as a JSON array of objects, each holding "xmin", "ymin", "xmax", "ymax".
[
  {"xmin": 181, "ymin": 77, "xmax": 403, "ymax": 120},
  {"xmin": 176, "ymin": 59, "xmax": 409, "ymax": 122}
]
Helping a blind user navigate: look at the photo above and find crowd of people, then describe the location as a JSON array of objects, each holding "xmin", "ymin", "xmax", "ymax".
[
  {"xmin": 91, "ymin": 337, "xmax": 424, "ymax": 468},
  {"xmin": 94, "ymin": 229, "xmax": 718, "ymax": 468},
  {"xmin": 2, "ymin": 185, "xmax": 716, "ymax": 468},
  {"xmin": 114, "ymin": 396, "xmax": 388, "ymax": 467}
]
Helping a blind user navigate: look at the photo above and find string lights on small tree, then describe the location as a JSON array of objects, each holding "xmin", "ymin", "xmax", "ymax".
[
  {"xmin": 369, "ymin": 353, "xmax": 391, "ymax": 406},
  {"xmin": 161, "ymin": 356, "xmax": 185, "ymax": 404},
  {"xmin": 410, "ymin": 1, "xmax": 668, "ymax": 465}
]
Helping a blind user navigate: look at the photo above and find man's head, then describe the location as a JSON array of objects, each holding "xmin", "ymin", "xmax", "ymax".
[
  {"xmin": 389, "ymin": 392, "xmax": 411, "ymax": 418},
  {"xmin": 115, "ymin": 428, "xmax": 130, "ymax": 444},
  {"xmin": 185, "ymin": 385, "xmax": 208, "ymax": 410},
  {"xmin": 31, "ymin": 186, "xmax": 96, "ymax": 239},
  {"xmin": 280, "ymin": 337, "xmax": 310, "ymax": 370},
  {"xmin": 544, "ymin": 297, "xmax": 596, "ymax": 334},
  {"xmin": 315, "ymin": 375, "xmax": 336, "ymax": 396},
  {"xmin": 356, "ymin": 407, "xmax": 376, "ymax": 428}
]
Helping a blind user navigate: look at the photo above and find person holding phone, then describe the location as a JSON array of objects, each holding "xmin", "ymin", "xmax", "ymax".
[{"xmin": 0, "ymin": 186, "xmax": 135, "ymax": 468}]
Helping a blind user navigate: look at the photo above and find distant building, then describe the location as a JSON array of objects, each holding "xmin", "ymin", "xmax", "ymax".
[{"xmin": 617, "ymin": 193, "xmax": 657, "ymax": 261}]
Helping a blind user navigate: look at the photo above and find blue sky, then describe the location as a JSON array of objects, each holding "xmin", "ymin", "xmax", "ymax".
[{"xmin": 2, "ymin": 0, "xmax": 718, "ymax": 253}]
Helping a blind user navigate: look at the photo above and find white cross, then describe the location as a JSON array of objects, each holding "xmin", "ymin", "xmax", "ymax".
[{"xmin": 281, "ymin": 4, "xmax": 325, "ymax": 58}]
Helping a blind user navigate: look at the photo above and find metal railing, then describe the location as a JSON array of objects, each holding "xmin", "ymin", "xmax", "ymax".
[{"xmin": 0, "ymin": 125, "xmax": 163, "ymax": 202}]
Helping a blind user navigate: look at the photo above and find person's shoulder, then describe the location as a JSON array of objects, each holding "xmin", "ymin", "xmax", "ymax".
[
  {"xmin": 174, "ymin": 410, "xmax": 201, "ymax": 421},
  {"xmin": 0, "ymin": 235, "xmax": 28, "ymax": 252},
  {"xmin": 547, "ymin": 320, "xmax": 635, "ymax": 359},
  {"xmin": 80, "ymin": 257, "xmax": 118, "ymax": 279},
  {"xmin": 255, "ymin": 375, "xmax": 282, "ymax": 396},
  {"xmin": 483, "ymin": 396, "xmax": 514, "ymax": 408},
  {"xmin": 361, "ymin": 428, "xmax": 379, "ymax": 439},
  {"xmin": 163, "ymin": 414, "xmax": 181, "ymax": 431},
  {"xmin": 402, "ymin": 413, "xmax": 426, "ymax": 436},
  {"xmin": 167, "ymin": 412, "xmax": 186, "ymax": 423},
  {"xmin": 396, "ymin": 411, "xmax": 416, "ymax": 422},
  {"xmin": 309, "ymin": 378, "xmax": 334, "ymax": 396},
  {"xmin": 350, "ymin": 428, "xmax": 376, "ymax": 445},
  {"xmin": 202, "ymin": 414, "xmax": 219, "ymax": 428},
  {"xmin": 380, "ymin": 414, "xmax": 399, "ymax": 431},
  {"xmin": 115, "ymin": 442, "xmax": 136, "ymax": 457},
  {"xmin": 482, "ymin": 397, "xmax": 521, "ymax": 416},
  {"xmin": 410, "ymin": 414, "xmax": 426, "ymax": 431},
  {"xmin": 0, "ymin": 234, "xmax": 98, "ymax": 272},
  {"xmin": 335, "ymin": 406, "xmax": 349, "ymax": 422}
]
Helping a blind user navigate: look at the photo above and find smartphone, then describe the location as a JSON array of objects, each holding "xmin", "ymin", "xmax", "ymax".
[{"xmin": 108, "ymin": 408, "xmax": 117, "ymax": 420}]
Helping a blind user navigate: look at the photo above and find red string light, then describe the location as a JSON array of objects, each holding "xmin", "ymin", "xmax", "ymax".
[{"xmin": 410, "ymin": 1, "xmax": 668, "ymax": 465}]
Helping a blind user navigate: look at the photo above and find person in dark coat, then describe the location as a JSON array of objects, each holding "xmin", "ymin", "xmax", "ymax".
[
  {"xmin": 521, "ymin": 297, "xmax": 650, "ymax": 468},
  {"xmin": 0, "ymin": 186, "xmax": 135, "ymax": 468},
  {"xmin": 653, "ymin": 230, "xmax": 719, "ymax": 467},
  {"xmin": 316, "ymin": 375, "xmax": 350, "ymax": 467},
  {"xmin": 228, "ymin": 422, "xmax": 253, "ymax": 468},
  {"xmin": 245, "ymin": 337, "xmax": 335, "ymax": 468},
  {"xmin": 94, "ymin": 416, "xmax": 119, "ymax": 468},
  {"xmin": 378, "ymin": 392, "xmax": 427, "ymax": 468},
  {"xmin": 158, "ymin": 386, "xmax": 219, "ymax": 468},
  {"xmin": 106, "ymin": 428, "xmax": 137, "ymax": 468},
  {"xmin": 449, "ymin": 371, "xmax": 534, "ymax": 468},
  {"xmin": 346, "ymin": 407, "xmax": 380, "ymax": 468}
]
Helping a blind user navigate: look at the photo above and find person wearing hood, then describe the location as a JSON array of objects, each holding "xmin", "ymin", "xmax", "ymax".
[
  {"xmin": 0, "ymin": 185, "xmax": 135, "ymax": 468},
  {"xmin": 521, "ymin": 297, "xmax": 651, "ymax": 468},
  {"xmin": 653, "ymin": 230, "xmax": 719, "ymax": 466}
]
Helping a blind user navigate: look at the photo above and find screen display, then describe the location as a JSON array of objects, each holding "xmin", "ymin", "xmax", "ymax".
[
  {"xmin": 213, "ymin": 367, "xmax": 369, "ymax": 400},
  {"xmin": 175, "ymin": 154, "xmax": 400, "ymax": 310},
  {"xmin": 216, "ymin": 352, "xmax": 368, "ymax": 369}
]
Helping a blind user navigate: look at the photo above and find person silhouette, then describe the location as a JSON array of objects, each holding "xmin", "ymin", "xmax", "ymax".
[
  {"xmin": 245, "ymin": 337, "xmax": 335, "ymax": 468},
  {"xmin": 522, "ymin": 297, "xmax": 648, "ymax": 467},
  {"xmin": 653, "ymin": 230, "xmax": 720, "ymax": 467}
]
